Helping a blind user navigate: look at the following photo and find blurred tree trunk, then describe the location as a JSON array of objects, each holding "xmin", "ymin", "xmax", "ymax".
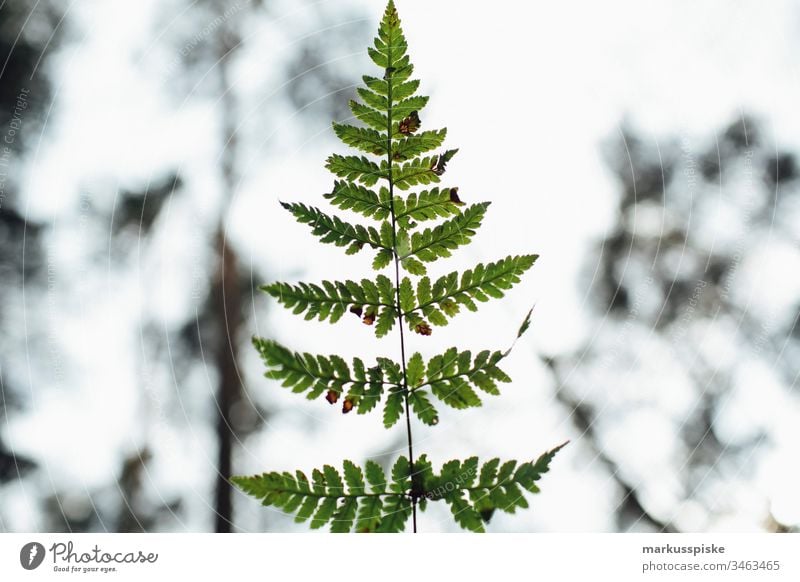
[
  {"xmin": 212, "ymin": 30, "xmax": 243, "ymax": 534},
  {"xmin": 212, "ymin": 230, "xmax": 242, "ymax": 532}
]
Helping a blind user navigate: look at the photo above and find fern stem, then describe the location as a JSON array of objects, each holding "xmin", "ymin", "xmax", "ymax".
[{"xmin": 385, "ymin": 61, "xmax": 418, "ymax": 533}]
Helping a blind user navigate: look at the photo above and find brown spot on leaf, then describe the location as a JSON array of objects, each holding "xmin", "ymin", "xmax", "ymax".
[
  {"xmin": 398, "ymin": 111, "xmax": 420, "ymax": 135},
  {"xmin": 342, "ymin": 398, "xmax": 354, "ymax": 414},
  {"xmin": 325, "ymin": 390, "xmax": 339, "ymax": 405},
  {"xmin": 350, "ymin": 305, "xmax": 363, "ymax": 318},
  {"xmin": 431, "ymin": 149, "xmax": 458, "ymax": 176},
  {"xmin": 362, "ymin": 310, "xmax": 376, "ymax": 326},
  {"xmin": 414, "ymin": 322, "xmax": 432, "ymax": 336},
  {"xmin": 449, "ymin": 188, "xmax": 464, "ymax": 205}
]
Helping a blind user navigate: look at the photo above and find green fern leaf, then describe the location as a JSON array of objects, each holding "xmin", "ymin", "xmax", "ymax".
[
  {"xmin": 261, "ymin": 277, "xmax": 397, "ymax": 337},
  {"xmin": 479, "ymin": 458, "xmax": 500, "ymax": 487},
  {"xmin": 401, "ymin": 256, "xmax": 427, "ymax": 275},
  {"xmin": 408, "ymin": 389, "xmax": 438, "ymax": 426},
  {"xmin": 345, "ymin": 362, "xmax": 387, "ymax": 414},
  {"xmin": 515, "ymin": 442, "xmax": 568, "ymax": 493},
  {"xmin": 447, "ymin": 491, "xmax": 485, "ymax": 532},
  {"xmin": 252, "ymin": 338, "xmax": 400, "ymax": 407},
  {"xmin": 356, "ymin": 87, "xmax": 389, "ymax": 111},
  {"xmin": 350, "ymin": 100, "xmax": 388, "ymax": 131},
  {"xmin": 361, "ymin": 75, "xmax": 421, "ymax": 103},
  {"xmin": 403, "ymin": 255, "xmax": 538, "ymax": 329},
  {"xmin": 403, "ymin": 202, "xmax": 489, "ymax": 263},
  {"xmin": 390, "ymin": 456, "xmax": 412, "ymax": 493},
  {"xmin": 385, "ymin": 56, "xmax": 414, "ymax": 84},
  {"xmin": 515, "ymin": 307, "xmax": 534, "ymax": 340},
  {"xmin": 356, "ymin": 496, "xmax": 384, "ymax": 532},
  {"xmin": 398, "ymin": 277, "xmax": 416, "ymax": 313},
  {"xmin": 392, "ymin": 95, "xmax": 429, "ymax": 120},
  {"xmin": 326, "ymin": 154, "xmax": 384, "ymax": 186},
  {"xmin": 391, "ymin": 79, "xmax": 420, "ymax": 102},
  {"xmin": 405, "ymin": 352, "xmax": 425, "ymax": 387},
  {"xmin": 395, "ymin": 228, "xmax": 412, "ymax": 257},
  {"xmin": 392, "ymin": 129, "xmax": 446, "ymax": 160},
  {"xmin": 310, "ymin": 497, "xmax": 338, "ymax": 530},
  {"xmin": 375, "ymin": 305, "xmax": 397, "ymax": 338},
  {"xmin": 342, "ymin": 460, "xmax": 366, "ymax": 495},
  {"xmin": 390, "ymin": 155, "xmax": 440, "ymax": 190},
  {"xmin": 246, "ymin": 0, "xmax": 558, "ymax": 534},
  {"xmin": 332, "ymin": 123, "xmax": 387, "ymax": 156},
  {"xmin": 383, "ymin": 387, "xmax": 405, "ymax": 428},
  {"xmin": 330, "ymin": 498, "xmax": 358, "ymax": 533},
  {"xmin": 395, "ymin": 187, "xmax": 463, "ymax": 225},
  {"xmin": 281, "ymin": 202, "xmax": 387, "ymax": 257},
  {"xmin": 372, "ymin": 248, "xmax": 393, "ymax": 270},
  {"xmin": 365, "ymin": 460, "xmax": 387, "ymax": 493},
  {"xmin": 361, "ymin": 74, "xmax": 388, "ymax": 95},
  {"xmin": 295, "ymin": 495, "xmax": 319, "ymax": 524},
  {"xmin": 232, "ymin": 457, "xmax": 417, "ymax": 533},
  {"xmin": 376, "ymin": 357, "xmax": 402, "ymax": 383},
  {"xmin": 415, "ymin": 347, "xmax": 512, "ymax": 410},
  {"xmin": 431, "ymin": 377, "xmax": 481, "ymax": 409},
  {"xmin": 375, "ymin": 496, "xmax": 412, "ymax": 532},
  {"xmin": 323, "ymin": 181, "xmax": 389, "ymax": 221},
  {"xmin": 232, "ymin": 447, "xmax": 565, "ymax": 533},
  {"xmin": 413, "ymin": 445, "xmax": 566, "ymax": 531},
  {"xmin": 370, "ymin": 0, "xmax": 409, "ymax": 72}
]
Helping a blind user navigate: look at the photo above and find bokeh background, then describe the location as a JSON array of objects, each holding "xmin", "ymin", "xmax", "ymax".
[{"xmin": 1, "ymin": 0, "xmax": 799, "ymax": 533}]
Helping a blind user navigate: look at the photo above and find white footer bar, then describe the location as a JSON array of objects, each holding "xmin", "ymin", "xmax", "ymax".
[{"xmin": 2, "ymin": 533, "xmax": 798, "ymax": 581}]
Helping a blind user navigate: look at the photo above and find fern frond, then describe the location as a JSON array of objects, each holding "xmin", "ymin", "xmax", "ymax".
[
  {"xmin": 361, "ymin": 75, "xmax": 388, "ymax": 95},
  {"xmin": 261, "ymin": 277, "xmax": 397, "ymax": 337},
  {"xmin": 392, "ymin": 95, "xmax": 429, "ymax": 119},
  {"xmin": 326, "ymin": 154, "xmax": 384, "ymax": 186},
  {"xmin": 362, "ymin": 76, "xmax": 421, "ymax": 101},
  {"xmin": 252, "ymin": 338, "xmax": 401, "ymax": 413},
  {"xmin": 350, "ymin": 100, "xmax": 388, "ymax": 132},
  {"xmin": 281, "ymin": 202, "xmax": 387, "ymax": 257},
  {"xmin": 246, "ymin": 0, "xmax": 559, "ymax": 534},
  {"xmin": 323, "ymin": 181, "xmax": 390, "ymax": 221},
  {"xmin": 402, "ymin": 202, "xmax": 490, "ymax": 267},
  {"xmin": 390, "ymin": 155, "xmax": 440, "ymax": 190},
  {"xmin": 408, "ymin": 389, "xmax": 439, "ymax": 425},
  {"xmin": 393, "ymin": 187, "xmax": 463, "ymax": 227},
  {"xmin": 332, "ymin": 123, "xmax": 387, "ymax": 156},
  {"xmin": 231, "ymin": 457, "xmax": 414, "ymax": 533},
  {"xmin": 369, "ymin": 1, "xmax": 409, "ymax": 72},
  {"xmin": 414, "ymin": 309, "xmax": 534, "ymax": 410},
  {"xmin": 414, "ymin": 443, "xmax": 567, "ymax": 532},
  {"xmin": 392, "ymin": 129, "xmax": 447, "ymax": 161},
  {"xmin": 232, "ymin": 445, "xmax": 565, "ymax": 533},
  {"xmin": 356, "ymin": 87, "xmax": 389, "ymax": 112},
  {"xmin": 391, "ymin": 79, "xmax": 420, "ymax": 102},
  {"xmin": 404, "ymin": 255, "xmax": 538, "ymax": 330},
  {"xmin": 383, "ymin": 387, "xmax": 405, "ymax": 428},
  {"xmin": 372, "ymin": 248, "xmax": 393, "ymax": 270},
  {"xmin": 408, "ymin": 345, "xmax": 515, "ymax": 410}
]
